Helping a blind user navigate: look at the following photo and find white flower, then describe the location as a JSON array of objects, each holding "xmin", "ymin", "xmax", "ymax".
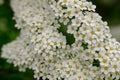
[
  {"xmin": 2, "ymin": 0, "xmax": 120, "ymax": 80},
  {"xmin": 79, "ymin": 15, "xmax": 87, "ymax": 23},
  {"xmin": 72, "ymin": 18, "xmax": 81, "ymax": 27},
  {"xmin": 87, "ymin": 2, "xmax": 96, "ymax": 11},
  {"xmin": 67, "ymin": 25, "xmax": 77, "ymax": 34},
  {"xmin": 78, "ymin": 1, "xmax": 88, "ymax": 10},
  {"xmin": 83, "ymin": 50, "xmax": 93, "ymax": 60},
  {"xmin": 55, "ymin": 7, "xmax": 64, "ymax": 17},
  {"xmin": 60, "ymin": 0, "xmax": 69, "ymax": 5},
  {"xmin": 100, "ymin": 58, "xmax": 110, "ymax": 66},
  {"xmin": 74, "ymin": 31, "xmax": 82, "ymax": 41},
  {"xmin": 85, "ymin": 34, "xmax": 96, "ymax": 44},
  {"xmin": 42, "ymin": 51, "xmax": 54, "ymax": 60},
  {"xmin": 79, "ymin": 24, "xmax": 90, "ymax": 34},
  {"xmin": 101, "ymin": 66, "xmax": 110, "ymax": 75},
  {"xmin": 89, "ymin": 67, "xmax": 99, "ymax": 78},
  {"xmin": 64, "ymin": 9, "xmax": 74, "ymax": 18},
  {"xmin": 59, "ymin": 15, "xmax": 69, "ymax": 25},
  {"xmin": 73, "ymin": 8, "xmax": 82, "ymax": 18},
  {"xmin": 110, "ymin": 62, "xmax": 120, "ymax": 73},
  {"xmin": 38, "ymin": 25, "xmax": 46, "ymax": 33}
]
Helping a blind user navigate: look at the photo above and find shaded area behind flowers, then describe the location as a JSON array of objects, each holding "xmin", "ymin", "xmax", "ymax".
[
  {"xmin": 90, "ymin": 0, "xmax": 120, "ymax": 26},
  {"xmin": 0, "ymin": 0, "xmax": 120, "ymax": 80}
]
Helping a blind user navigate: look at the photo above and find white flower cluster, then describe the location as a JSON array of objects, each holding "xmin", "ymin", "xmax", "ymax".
[{"xmin": 2, "ymin": 0, "xmax": 120, "ymax": 80}]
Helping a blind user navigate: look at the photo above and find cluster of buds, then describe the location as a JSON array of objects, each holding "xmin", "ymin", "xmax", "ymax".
[{"xmin": 2, "ymin": 0, "xmax": 120, "ymax": 80}]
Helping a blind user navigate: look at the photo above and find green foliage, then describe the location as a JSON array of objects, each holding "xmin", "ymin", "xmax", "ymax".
[
  {"xmin": 58, "ymin": 23, "xmax": 75, "ymax": 45},
  {"xmin": 93, "ymin": 59, "xmax": 100, "ymax": 67}
]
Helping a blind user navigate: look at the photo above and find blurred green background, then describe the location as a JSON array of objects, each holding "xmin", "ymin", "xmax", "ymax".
[{"xmin": 0, "ymin": 0, "xmax": 120, "ymax": 80}]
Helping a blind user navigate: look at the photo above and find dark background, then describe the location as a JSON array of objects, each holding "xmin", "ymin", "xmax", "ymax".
[
  {"xmin": 91, "ymin": 0, "xmax": 120, "ymax": 26},
  {"xmin": 0, "ymin": 0, "xmax": 120, "ymax": 80}
]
